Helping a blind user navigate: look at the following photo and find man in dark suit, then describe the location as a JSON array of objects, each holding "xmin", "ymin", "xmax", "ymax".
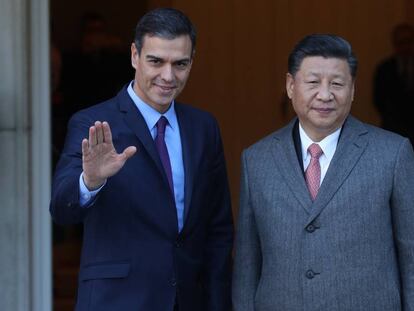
[
  {"xmin": 50, "ymin": 8, "xmax": 233, "ymax": 311},
  {"xmin": 233, "ymin": 34, "xmax": 414, "ymax": 310},
  {"xmin": 373, "ymin": 23, "xmax": 414, "ymax": 145}
]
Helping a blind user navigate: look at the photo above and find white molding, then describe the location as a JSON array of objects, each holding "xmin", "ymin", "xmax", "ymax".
[
  {"xmin": 30, "ymin": 0, "xmax": 52, "ymax": 310},
  {"xmin": 0, "ymin": 0, "xmax": 31, "ymax": 310}
]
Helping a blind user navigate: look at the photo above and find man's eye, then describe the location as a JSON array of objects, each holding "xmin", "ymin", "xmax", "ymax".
[
  {"xmin": 176, "ymin": 62, "xmax": 189, "ymax": 69},
  {"xmin": 149, "ymin": 59, "xmax": 161, "ymax": 64},
  {"xmin": 307, "ymin": 80, "xmax": 318, "ymax": 84},
  {"xmin": 332, "ymin": 82, "xmax": 343, "ymax": 87}
]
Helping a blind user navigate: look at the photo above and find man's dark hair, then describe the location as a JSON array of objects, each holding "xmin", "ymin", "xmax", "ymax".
[
  {"xmin": 134, "ymin": 8, "xmax": 196, "ymax": 55},
  {"xmin": 288, "ymin": 34, "xmax": 358, "ymax": 79}
]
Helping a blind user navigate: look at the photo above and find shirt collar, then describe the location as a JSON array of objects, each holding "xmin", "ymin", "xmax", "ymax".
[
  {"xmin": 299, "ymin": 123, "xmax": 341, "ymax": 162},
  {"xmin": 127, "ymin": 81, "xmax": 178, "ymax": 132}
]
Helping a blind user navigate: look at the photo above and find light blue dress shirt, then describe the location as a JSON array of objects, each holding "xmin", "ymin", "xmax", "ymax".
[{"xmin": 79, "ymin": 81, "xmax": 186, "ymax": 231}]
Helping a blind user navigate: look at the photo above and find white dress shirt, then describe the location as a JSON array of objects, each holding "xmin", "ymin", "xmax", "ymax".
[{"xmin": 299, "ymin": 124, "xmax": 341, "ymax": 185}]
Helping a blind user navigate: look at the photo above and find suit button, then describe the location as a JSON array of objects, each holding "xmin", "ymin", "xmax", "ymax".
[
  {"xmin": 175, "ymin": 241, "xmax": 181, "ymax": 248},
  {"xmin": 171, "ymin": 278, "xmax": 177, "ymax": 287},
  {"xmin": 305, "ymin": 270, "xmax": 315, "ymax": 279},
  {"xmin": 306, "ymin": 224, "xmax": 316, "ymax": 233}
]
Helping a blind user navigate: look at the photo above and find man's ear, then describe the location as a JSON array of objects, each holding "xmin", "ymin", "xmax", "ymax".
[
  {"xmin": 131, "ymin": 43, "xmax": 139, "ymax": 69},
  {"xmin": 286, "ymin": 73, "xmax": 294, "ymax": 99},
  {"xmin": 351, "ymin": 80, "xmax": 355, "ymax": 102}
]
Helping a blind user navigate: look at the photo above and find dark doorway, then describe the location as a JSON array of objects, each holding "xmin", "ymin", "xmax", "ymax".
[{"xmin": 50, "ymin": 2, "xmax": 146, "ymax": 310}]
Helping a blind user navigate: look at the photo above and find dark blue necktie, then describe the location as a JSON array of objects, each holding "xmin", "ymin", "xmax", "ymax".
[{"xmin": 155, "ymin": 116, "xmax": 174, "ymax": 195}]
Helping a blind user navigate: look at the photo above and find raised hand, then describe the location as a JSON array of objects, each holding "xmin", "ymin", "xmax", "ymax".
[{"xmin": 82, "ymin": 121, "xmax": 137, "ymax": 190}]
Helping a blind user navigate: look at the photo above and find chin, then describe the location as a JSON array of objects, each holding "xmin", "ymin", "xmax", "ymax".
[
  {"xmin": 156, "ymin": 101, "xmax": 174, "ymax": 112},
  {"xmin": 151, "ymin": 96, "xmax": 171, "ymax": 106},
  {"xmin": 160, "ymin": 99, "xmax": 174, "ymax": 106},
  {"xmin": 156, "ymin": 94, "xmax": 175, "ymax": 103}
]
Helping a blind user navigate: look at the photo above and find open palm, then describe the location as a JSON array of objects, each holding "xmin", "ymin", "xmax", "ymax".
[{"xmin": 82, "ymin": 121, "xmax": 136, "ymax": 189}]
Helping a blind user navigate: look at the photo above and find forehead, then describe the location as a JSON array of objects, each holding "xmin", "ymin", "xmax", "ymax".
[
  {"xmin": 141, "ymin": 35, "xmax": 193, "ymax": 58},
  {"xmin": 297, "ymin": 56, "xmax": 351, "ymax": 78}
]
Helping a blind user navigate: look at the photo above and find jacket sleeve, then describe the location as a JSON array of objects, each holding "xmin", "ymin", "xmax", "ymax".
[
  {"xmin": 202, "ymin": 119, "xmax": 234, "ymax": 311},
  {"xmin": 232, "ymin": 150, "xmax": 262, "ymax": 311},
  {"xmin": 49, "ymin": 111, "xmax": 95, "ymax": 225},
  {"xmin": 391, "ymin": 138, "xmax": 414, "ymax": 310}
]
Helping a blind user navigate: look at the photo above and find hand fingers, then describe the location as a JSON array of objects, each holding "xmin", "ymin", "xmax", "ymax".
[
  {"xmin": 88, "ymin": 121, "xmax": 107, "ymax": 146},
  {"xmin": 102, "ymin": 121, "xmax": 112, "ymax": 143},
  {"xmin": 88, "ymin": 125, "xmax": 96, "ymax": 146},
  {"xmin": 95, "ymin": 121, "xmax": 104, "ymax": 144},
  {"xmin": 81, "ymin": 138, "xmax": 89, "ymax": 156}
]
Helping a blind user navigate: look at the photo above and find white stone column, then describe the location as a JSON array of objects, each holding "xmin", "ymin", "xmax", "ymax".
[
  {"xmin": 30, "ymin": 0, "xmax": 52, "ymax": 309},
  {"xmin": 0, "ymin": 0, "xmax": 51, "ymax": 310}
]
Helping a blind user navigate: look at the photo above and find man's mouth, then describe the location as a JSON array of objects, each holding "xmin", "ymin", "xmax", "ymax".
[
  {"xmin": 313, "ymin": 107, "xmax": 334, "ymax": 113},
  {"xmin": 155, "ymin": 84, "xmax": 176, "ymax": 92}
]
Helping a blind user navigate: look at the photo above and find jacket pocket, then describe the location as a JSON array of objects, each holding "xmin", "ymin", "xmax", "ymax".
[{"xmin": 79, "ymin": 262, "xmax": 130, "ymax": 281}]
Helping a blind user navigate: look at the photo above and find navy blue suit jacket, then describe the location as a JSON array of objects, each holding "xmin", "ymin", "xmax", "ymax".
[{"xmin": 50, "ymin": 86, "xmax": 233, "ymax": 311}]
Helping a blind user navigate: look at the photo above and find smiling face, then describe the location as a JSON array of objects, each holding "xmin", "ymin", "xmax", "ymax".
[
  {"xmin": 131, "ymin": 34, "xmax": 193, "ymax": 113},
  {"xmin": 286, "ymin": 56, "xmax": 355, "ymax": 141}
]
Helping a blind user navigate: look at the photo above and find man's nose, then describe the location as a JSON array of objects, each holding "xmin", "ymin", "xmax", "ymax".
[
  {"xmin": 316, "ymin": 83, "xmax": 333, "ymax": 101},
  {"xmin": 160, "ymin": 64, "xmax": 173, "ymax": 82}
]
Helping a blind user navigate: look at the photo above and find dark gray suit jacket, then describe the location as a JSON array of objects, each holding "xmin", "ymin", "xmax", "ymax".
[{"xmin": 233, "ymin": 115, "xmax": 414, "ymax": 311}]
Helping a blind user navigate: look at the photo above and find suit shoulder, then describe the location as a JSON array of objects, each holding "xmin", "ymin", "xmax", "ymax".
[
  {"xmin": 348, "ymin": 118, "xmax": 412, "ymax": 156},
  {"xmin": 175, "ymin": 102, "xmax": 219, "ymax": 126},
  {"xmin": 69, "ymin": 95, "xmax": 119, "ymax": 124},
  {"xmin": 364, "ymin": 122, "xmax": 408, "ymax": 143},
  {"xmin": 176, "ymin": 102, "xmax": 215, "ymax": 118},
  {"xmin": 69, "ymin": 85, "xmax": 130, "ymax": 120}
]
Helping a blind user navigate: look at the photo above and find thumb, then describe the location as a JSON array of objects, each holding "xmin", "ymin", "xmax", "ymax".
[{"xmin": 122, "ymin": 146, "xmax": 137, "ymax": 159}]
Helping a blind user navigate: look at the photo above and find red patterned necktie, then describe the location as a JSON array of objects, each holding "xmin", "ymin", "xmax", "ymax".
[{"xmin": 305, "ymin": 143, "xmax": 323, "ymax": 201}]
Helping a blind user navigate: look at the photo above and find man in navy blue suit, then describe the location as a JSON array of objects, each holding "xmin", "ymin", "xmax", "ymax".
[{"xmin": 50, "ymin": 8, "xmax": 233, "ymax": 311}]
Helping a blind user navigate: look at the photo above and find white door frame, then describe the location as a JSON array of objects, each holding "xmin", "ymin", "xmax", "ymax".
[{"xmin": 30, "ymin": 0, "xmax": 52, "ymax": 310}]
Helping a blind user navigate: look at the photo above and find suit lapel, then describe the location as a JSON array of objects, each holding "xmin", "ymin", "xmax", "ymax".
[
  {"xmin": 117, "ymin": 88, "xmax": 172, "ymax": 194},
  {"xmin": 271, "ymin": 119, "xmax": 313, "ymax": 213},
  {"xmin": 307, "ymin": 116, "xmax": 369, "ymax": 223}
]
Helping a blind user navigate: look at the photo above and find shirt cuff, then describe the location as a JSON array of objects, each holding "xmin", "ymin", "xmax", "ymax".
[{"xmin": 79, "ymin": 172, "xmax": 106, "ymax": 207}]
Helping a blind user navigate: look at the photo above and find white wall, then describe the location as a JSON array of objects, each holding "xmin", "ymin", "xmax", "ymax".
[{"xmin": 0, "ymin": 0, "xmax": 51, "ymax": 310}]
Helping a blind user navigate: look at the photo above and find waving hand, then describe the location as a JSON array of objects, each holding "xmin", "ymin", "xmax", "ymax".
[{"xmin": 82, "ymin": 121, "xmax": 137, "ymax": 190}]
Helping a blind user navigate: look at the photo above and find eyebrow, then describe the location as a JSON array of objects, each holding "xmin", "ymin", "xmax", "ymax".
[
  {"xmin": 145, "ymin": 54, "xmax": 191, "ymax": 63},
  {"xmin": 146, "ymin": 55, "xmax": 162, "ymax": 61},
  {"xmin": 305, "ymin": 71, "xmax": 346, "ymax": 79}
]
